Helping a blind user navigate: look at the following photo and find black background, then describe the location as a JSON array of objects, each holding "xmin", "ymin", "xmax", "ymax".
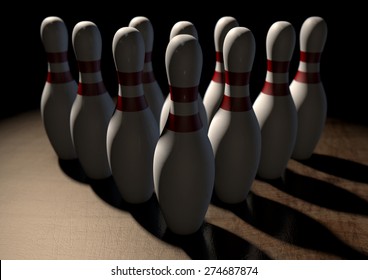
[{"xmin": 2, "ymin": 14, "xmax": 366, "ymax": 126}]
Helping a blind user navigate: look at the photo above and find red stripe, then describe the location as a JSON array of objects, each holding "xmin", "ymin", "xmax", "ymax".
[
  {"xmin": 220, "ymin": 95, "xmax": 252, "ymax": 112},
  {"xmin": 169, "ymin": 86, "xmax": 198, "ymax": 102},
  {"xmin": 142, "ymin": 71, "xmax": 155, "ymax": 83},
  {"xmin": 225, "ymin": 71, "xmax": 250, "ymax": 86},
  {"xmin": 166, "ymin": 113, "xmax": 202, "ymax": 132},
  {"xmin": 77, "ymin": 82, "xmax": 107, "ymax": 96},
  {"xmin": 267, "ymin": 60, "xmax": 290, "ymax": 73},
  {"xmin": 117, "ymin": 71, "xmax": 142, "ymax": 86},
  {"xmin": 216, "ymin": 51, "xmax": 223, "ymax": 63},
  {"xmin": 294, "ymin": 71, "xmax": 321, "ymax": 83},
  {"xmin": 262, "ymin": 81, "xmax": 290, "ymax": 96},
  {"xmin": 78, "ymin": 60, "xmax": 101, "ymax": 73},
  {"xmin": 116, "ymin": 95, "xmax": 148, "ymax": 112},
  {"xmin": 47, "ymin": 52, "xmax": 68, "ymax": 63},
  {"xmin": 212, "ymin": 71, "xmax": 224, "ymax": 83},
  {"xmin": 144, "ymin": 52, "xmax": 152, "ymax": 63},
  {"xmin": 300, "ymin": 51, "xmax": 321, "ymax": 63},
  {"xmin": 47, "ymin": 71, "xmax": 73, "ymax": 83}
]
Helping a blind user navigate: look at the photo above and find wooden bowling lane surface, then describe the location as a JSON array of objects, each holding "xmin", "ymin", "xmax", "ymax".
[{"xmin": 0, "ymin": 110, "xmax": 367, "ymax": 259}]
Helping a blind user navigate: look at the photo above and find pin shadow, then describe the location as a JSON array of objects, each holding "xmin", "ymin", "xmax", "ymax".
[
  {"xmin": 212, "ymin": 190, "xmax": 368, "ymax": 259},
  {"xmin": 58, "ymin": 158, "xmax": 89, "ymax": 184},
  {"xmin": 273, "ymin": 169, "xmax": 368, "ymax": 216},
  {"xmin": 87, "ymin": 177, "xmax": 270, "ymax": 260},
  {"xmin": 130, "ymin": 195, "xmax": 271, "ymax": 260},
  {"xmin": 297, "ymin": 153, "xmax": 368, "ymax": 184},
  {"xmin": 88, "ymin": 176, "xmax": 128, "ymax": 210}
]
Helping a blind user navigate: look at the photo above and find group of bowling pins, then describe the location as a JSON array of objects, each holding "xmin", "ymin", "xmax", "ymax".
[{"xmin": 40, "ymin": 15, "xmax": 328, "ymax": 235}]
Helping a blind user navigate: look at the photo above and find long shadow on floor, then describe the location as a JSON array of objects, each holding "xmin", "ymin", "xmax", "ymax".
[
  {"xmin": 58, "ymin": 158, "xmax": 89, "ymax": 184},
  {"xmin": 273, "ymin": 169, "xmax": 368, "ymax": 216},
  {"xmin": 88, "ymin": 176, "xmax": 270, "ymax": 260},
  {"xmin": 211, "ymin": 189, "xmax": 368, "ymax": 259},
  {"xmin": 297, "ymin": 153, "xmax": 368, "ymax": 184}
]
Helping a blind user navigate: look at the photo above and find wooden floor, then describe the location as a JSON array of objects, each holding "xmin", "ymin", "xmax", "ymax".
[{"xmin": 0, "ymin": 110, "xmax": 367, "ymax": 260}]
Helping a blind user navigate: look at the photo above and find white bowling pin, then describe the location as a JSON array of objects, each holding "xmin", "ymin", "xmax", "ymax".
[
  {"xmin": 40, "ymin": 16, "xmax": 77, "ymax": 160},
  {"xmin": 153, "ymin": 34, "xmax": 215, "ymax": 235},
  {"xmin": 203, "ymin": 16, "xmax": 239, "ymax": 127},
  {"xmin": 290, "ymin": 16, "xmax": 328, "ymax": 160},
  {"xmin": 159, "ymin": 21, "xmax": 208, "ymax": 135},
  {"xmin": 106, "ymin": 27, "xmax": 159, "ymax": 204},
  {"xmin": 253, "ymin": 21, "xmax": 298, "ymax": 180},
  {"xmin": 208, "ymin": 26, "xmax": 261, "ymax": 204},
  {"xmin": 128, "ymin": 16, "xmax": 165, "ymax": 127},
  {"xmin": 70, "ymin": 21, "xmax": 115, "ymax": 180}
]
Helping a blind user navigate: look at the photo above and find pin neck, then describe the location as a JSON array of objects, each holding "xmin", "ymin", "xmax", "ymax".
[
  {"xmin": 47, "ymin": 52, "xmax": 68, "ymax": 63},
  {"xmin": 225, "ymin": 71, "xmax": 250, "ymax": 86},
  {"xmin": 267, "ymin": 60, "xmax": 290, "ymax": 73},
  {"xmin": 220, "ymin": 95, "xmax": 252, "ymax": 112},
  {"xmin": 212, "ymin": 71, "xmax": 224, "ymax": 83},
  {"xmin": 46, "ymin": 51, "xmax": 73, "ymax": 83},
  {"xmin": 78, "ymin": 60, "xmax": 101, "ymax": 73},
  {"xmin": 116, "ymin": 95, "xmax": 148, "ymax": 112},
  {"xmin": 169, "ymin": 86, "xmax": 199, "ymax": 102},
  {"xmin": 262, "ymin": 82, "xmax": 290, "ymax": 96},
  {"xmin": 166, "ymin": 85, "xmax": 202, "ymax": 132},
  {"xmin": 215, "ymin": 52, "xmax": 223, "ymax": 63},
  {"xmin": 300, "ymin": 51, "xmax": 321, "ymax": 63},
  {"xmin": 77, "ymin": 82, "xmax": 106, "ymax": 96},
  {"xmin": 144, "ymin": 52, "xmax": 152, "ymax": 63},
  {"xmin": 117, "ymin": 71, "xmax": 142, "ymax": 86},
  {"xmin": 47, "ymin": 72, "xmax": 73, "ymax": 83},
  {"xmin": 166, "ymin": 113, "xmax": 202, "ymax": 132},
  {"xmin": 211, "ymin": 52, "xmax": 225, "ymax": 83}
]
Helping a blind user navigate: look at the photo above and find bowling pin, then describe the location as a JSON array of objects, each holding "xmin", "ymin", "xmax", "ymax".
[
  {"xmin": 159, "ymin": 21, "xmax": 208, "ymax": 135},
  {"xmin": 40, "ymin": 16, "xmax": 77, "ymax": 160},
  {"xmin": 253, "ymin": 21, "xmax": 298, "ymax": 180},
  {"xmin": 153, "ymin": 34, "xmax": 215, "ymax": 235},
  {"xmin": 290, "ymin": 16, "xmax": 328, "ymax": 160},
  {"xmin": 106, "ymin": 27, "xmax": 159, "ymax": 204},
  {"xmin": 70, "ymin": 21, "xmax": 115, "ymax": 180},
  {"xmin": 203, "ymin": 16, "xmax": 239, "ymax": 126},
  {"xmin": 208, "ymin": 26, "xmax": 261, "ymax": 204},
  {"xmin": 128, "ymin": 16, "xmax": 165, "ymax": 127}
]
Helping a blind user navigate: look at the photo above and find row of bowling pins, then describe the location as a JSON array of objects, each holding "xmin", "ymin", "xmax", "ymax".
[{"xmin": 40, "ymin": 16, "xmax": 327, "ymax": 235}]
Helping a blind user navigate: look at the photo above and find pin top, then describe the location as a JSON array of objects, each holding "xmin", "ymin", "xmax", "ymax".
[
  {"xmin": 214, "ymin": 16, "xmax": 239, "ymax": 51},
  {"xmin": 166, "ymin": 34, "xmax": 202, "ymax": 88},
  {"xmin": 40, "ymin": 16, "xmax": 68, "ymax": 53},
  {"xmin": 72, "ymin": 21, "xmax": 102, "ymax": 62},
  {"xmin": 129, "ymin": 16, "xmax": 154, "ymax": 52},
  {"xmin": 266, "ymin": 21, "xmax": 295, "ymax": 61},
  {"xmin": 224, "ymin": 27, "xmax": 255, "ymax": 73},
  {"xmin": 300, "ymin": 16, "xmax": 328, "ymax": 53},
  {"xmin": 113, "ymin": 27, "xmax": 144, "ymax": 73},
  {"xmin": 170, "ymin": 21, "xmax": 198, "ymax": 40}
]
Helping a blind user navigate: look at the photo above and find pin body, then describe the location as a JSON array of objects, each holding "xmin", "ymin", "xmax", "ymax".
[
  {"xmin": 107, "ymin": 27, "xmax": 159, "ymax": 204},
  {"xmin": 208, "ymin": 27, "xmax": 261, "ymax": 204},
  {"xmin": 203, "ymin": 16, "xmax": 239, "ymax": 127},
  {"xmin": 253, "ymin": 21, "xmax": 298, "ymax": 180},
  {"xmin": 153, "ymin": 34, "xmax": 215, "ymax": 235},
  {"xmin": 40, "ymin": 16, "xmax": 77, "ymax": 160},
  {"xmin": 290, "ymin": 16, "xmax": 328, "ymax": 160},
  {"xmin": 159, "ymin": 21, "xmax": 208, "ymax": 135},
  {"xmin": 70, "ymin": 21, "xmax": 115, "ymax": 180},
  {"xmin": 129, "ymin": 16, "xmax": 164, "ymax": 127}
]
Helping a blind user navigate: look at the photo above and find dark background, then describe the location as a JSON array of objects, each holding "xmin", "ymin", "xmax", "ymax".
[{"xmin": 2, "ymin": 15, "xmax": 366, "ymax": 126}]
